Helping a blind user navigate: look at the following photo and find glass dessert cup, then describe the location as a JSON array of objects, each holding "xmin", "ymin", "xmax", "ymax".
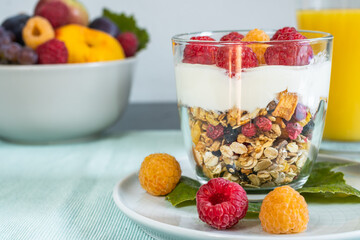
[
  {"xmin": 172, "ymin": 30, "xmax": 333, "ymax": 192},
  {"xmin": 297, "ymin": 0, "xmax": 360, "ymax": 152}
]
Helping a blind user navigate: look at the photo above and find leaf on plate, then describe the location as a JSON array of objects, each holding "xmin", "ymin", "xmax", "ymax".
[
  {"xmin": 247, "ymin": 202, "xmax": 261, "ymax": 214},
  {"xmin": 298, "ymin": 161, "xmax": 360, "ymax": 198},
  {"xmin": 165, "ymin": 176, "xmax": 200, "ymax": 207},
  {"xmin": 103, "ymin": 9, "xmax": 150, "ymax": 51}
]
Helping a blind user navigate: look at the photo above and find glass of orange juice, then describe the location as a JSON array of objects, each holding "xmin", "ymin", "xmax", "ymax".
[{"xmin": 297, "ymin": 0, "xmax": 360, "ymax": 152}]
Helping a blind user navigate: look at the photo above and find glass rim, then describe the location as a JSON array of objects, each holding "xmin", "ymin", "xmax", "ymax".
[{"xmin": 172, "ymin": 29, "xmax": 333, "ymax": 44}]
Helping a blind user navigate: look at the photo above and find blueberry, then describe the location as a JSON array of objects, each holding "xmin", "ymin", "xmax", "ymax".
[
  {"xmin": 212, "ymin": 150, "xmax": 221, "ymax": 157},
  {"xmin": 89, "ymin": 17, "xmax": 120, "ymax": 37},
  {"xmin": 226, "ymin": 164, "xmax": 237, "ymax": 175},
  {"xmin": 2, "ymin": 14, "xmax": 30, "ymax": 45},
  {"xmin": 224, "ymin": 126, "xmax": 240, "ymax": 144}
]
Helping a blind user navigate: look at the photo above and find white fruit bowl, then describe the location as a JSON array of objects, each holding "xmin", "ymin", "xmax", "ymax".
[{"xmin": 0, "ymin": 58, "xmax": 135, "ymax": 143}]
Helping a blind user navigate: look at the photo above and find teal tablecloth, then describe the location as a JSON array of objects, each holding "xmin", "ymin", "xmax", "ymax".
[{"xmin": 0, "ymin": 131, "xmax": 187, "ymax": 240}]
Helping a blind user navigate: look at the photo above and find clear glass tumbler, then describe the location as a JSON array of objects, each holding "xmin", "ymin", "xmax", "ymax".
[
  {"xmin": 297, "ymin": 0, "xmax": 360, "ymax": 152},
  {"xmin": 172, "ymin": 30, "xmax": 333, "ymax": 191}
]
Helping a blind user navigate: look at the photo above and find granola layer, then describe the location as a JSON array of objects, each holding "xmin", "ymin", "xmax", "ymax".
[{"xmin": 187, "ymin": 90, "xmax": 318, "ymax": 188}]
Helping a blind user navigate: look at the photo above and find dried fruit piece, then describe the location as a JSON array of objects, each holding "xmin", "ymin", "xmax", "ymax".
[
  {"xmin": 196, "ymin": 178, "xmax": 248, "ymax": 229},
  {"xmin": 259, "ymin": 186, "xmax": 309, "ymax": 234},
  {"xmin": 242, "ymin": 123, "xmax": 257, "ymax": 138},
  {"xmin": 207, "ymin": 124, "xmax": 224, "ymax": 140},
  {"xmin": 191, "ymin": 121, "xmax": 202, "ymax": 144},
  {"xmin": 286, "ymin": 122, "xmax": 303, "ymax": 140},
  {"xmin": 242, "ymin": 28, "xmax": 270, "ymax": 64},
  {"xmin": 255, "ymin": 116, "xmax": 272, "ymax": 132},
  {"xmin": 294, "ymin": 103, "xmax": 307, "ymax": 121},
  {"xmin": 139, "ymin": 153, "xmax": 181, "ymax": 196},
  {"xmin": 183, "ymin": 36, "xmax": 217, "ymax": 65},
  {"xmin": 272, "ymin": 90, "xmax": 298, "ymax": 121},
  {"xmin": 22, "ymin": 16, "xmax": 55, "ymax": 50}
]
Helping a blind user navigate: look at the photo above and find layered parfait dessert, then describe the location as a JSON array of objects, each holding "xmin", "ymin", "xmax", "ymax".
[{"xmin": 173, "ymin": 28, "xmax": 332, "ymax": 189}]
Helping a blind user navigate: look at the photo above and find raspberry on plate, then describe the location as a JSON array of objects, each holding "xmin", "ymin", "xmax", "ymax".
[
  {"xmin": 138, "ymin": 153, "xmax": 181, "ymax": 196},
  {"xmin": 183, "ymin": 36, "xmax": 217, "ymax": 65},
  {"xmin": 196, "ymin": 178, "xmax": 248, "ymax": 230},
  {"xmin": 265, "ymin": 27, "xmax": 313, "ymax": 66},
  {"xmin": 36, "ymin": 39, "xmax": 68, "ymax": 64},
  {"xmin": 259, "ymin": 186, "xmax": 309, "ymax": 234},
  {"xmin": 255, "ymin": 116, "xmax": 272, "ymax": 132}
]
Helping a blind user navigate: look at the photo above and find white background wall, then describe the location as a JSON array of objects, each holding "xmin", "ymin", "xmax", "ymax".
[{"xmin": 0, "ymin": 0, "xmax": 297, "ymax": 103}]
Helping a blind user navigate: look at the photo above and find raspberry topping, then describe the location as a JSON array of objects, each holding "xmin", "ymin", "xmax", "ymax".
[
  {"xmin": 220, "ymin": 32, "xmax": 244, "ymax": 41},
  {"xmin": 216, "ymin": 45, "xmax": 258, "ymax": 76},
  {"xmin": 286, "ymin": 122, "xmax": 303, "ymax": 140},
  {"xmin": 207, "ymin": 124, "xmax": 224, "ymax": 140},
  {"xmin": 196, "ymin": 178, "xmax": 248, "ymax": 229},
  {"xmin": 241, "ymin": 123, "xmax": 257, "ymax": 137},
  {"xmin": 255, "ymin": 116, "xmax": 272, "ymax": 132},
  {"xmin": 265, "ymin": 27, "xmax": 313, "ymax": 66},
  {"xmin": 36, "ymin": 39, "xmax": 68, "ymax": 64},
  {"xmin": 271, "ymin": 27, "xmax": 297, "ymax": 40},
  {"xmin": 183, "ymin": 36, "xmax": 217, "ymax": 65}
]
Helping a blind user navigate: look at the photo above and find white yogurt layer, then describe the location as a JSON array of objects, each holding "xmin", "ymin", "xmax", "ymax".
[{"xmin": 175, "ymin": 62, "xmax": 331, "ymax": 114}]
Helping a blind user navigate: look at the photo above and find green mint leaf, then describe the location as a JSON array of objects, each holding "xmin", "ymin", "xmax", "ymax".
[
  {"xmin": 299, "ymin": 161, "xmax": 360, "ymax": 198},
  {"xmin": 103, "ymin": 8, "xmax": 149, "ymax": 51},
  {"xmin": 165, "ymin": 176, "xmax": 200, "ymax": 207}
]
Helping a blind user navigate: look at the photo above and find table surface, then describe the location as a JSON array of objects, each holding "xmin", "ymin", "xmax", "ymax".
[{"xmin": 1, "ymin": 103, "xmax": 359, "ymax": 240}]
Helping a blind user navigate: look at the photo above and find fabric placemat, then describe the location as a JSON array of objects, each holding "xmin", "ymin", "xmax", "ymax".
[{"xmin": 0, "ymin": 130, "xmax": 187, "ymax": 240}]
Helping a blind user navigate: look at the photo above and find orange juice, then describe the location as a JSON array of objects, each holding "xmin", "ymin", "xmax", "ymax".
[{"xmin": 297, "ymin": 9, "xmax": 360, "ymax": 141}]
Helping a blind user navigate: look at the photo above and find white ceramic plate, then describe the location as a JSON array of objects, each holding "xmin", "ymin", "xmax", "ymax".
[{"xmin": 113, "ymin": 154, "xmax": 360, "ymax": 240}]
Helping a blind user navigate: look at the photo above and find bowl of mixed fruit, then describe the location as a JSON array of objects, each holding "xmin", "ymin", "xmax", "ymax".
[{"xmin": 0, "ymin": 0, "xmax": 149, "ymax": 143}]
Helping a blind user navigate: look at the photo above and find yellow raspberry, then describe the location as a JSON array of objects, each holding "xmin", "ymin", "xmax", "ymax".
[
  {"xmin": 259, "ymin": 186, "xmax": 309, "ymax": 234},
  {"xmin": 242, "ymin": 28, "xmax": 270, "ymax": 64},
  {"xmin": 139, "ymin": 153, "xmax": 181, "ymax": 196}
]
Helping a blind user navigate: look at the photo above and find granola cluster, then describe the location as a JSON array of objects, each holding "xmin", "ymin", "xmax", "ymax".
[{"xmin": 189, "ymin": 90, "xmax": 316, "ymax": 188}]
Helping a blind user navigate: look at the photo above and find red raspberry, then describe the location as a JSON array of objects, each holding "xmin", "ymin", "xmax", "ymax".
[
  {"xmin": 286, "ymin": 122, "xmax": 303, "ymax": 140},
  {"xmin": 216, "ymin": 46, "xmax": 258, "ymax": 77},
  {"xmin": 241, "ymin": 123, "xmax": 257, "ymax": 137},
  {"xmin": 271, "ymin": 27, "xmax": 297, "ymax": 40},
  {"xmin": 255, "ymin": 116, "xmax": 272, "ymax": 132},
  {"xmin": 207, "ymin": 124, "xmax": 224, "ymax": 140},
  {"xmin": 36, "ymin": 39, "xmax": 68, "ymax": 64},
  {"xmin": 196, "ymin": 178, "xmax": 248, "ymax": 229},
  {"xmin": 265, "ymin": 28, "xmax": 313, "ymax": 66},
  {"xmin": 183, "ymin": 36, "xmax": 217, "ymax": 65},
  {"xmin": 116, "ymin": 32, "xmax": 139, "ymax": 57},
  {"xmin": 35, "ymin": 1, "xmax": 70, "ymax": 28},
  {"xmin": 220, "ymin": 32, "xmax": 244, "ymax": 41}
]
